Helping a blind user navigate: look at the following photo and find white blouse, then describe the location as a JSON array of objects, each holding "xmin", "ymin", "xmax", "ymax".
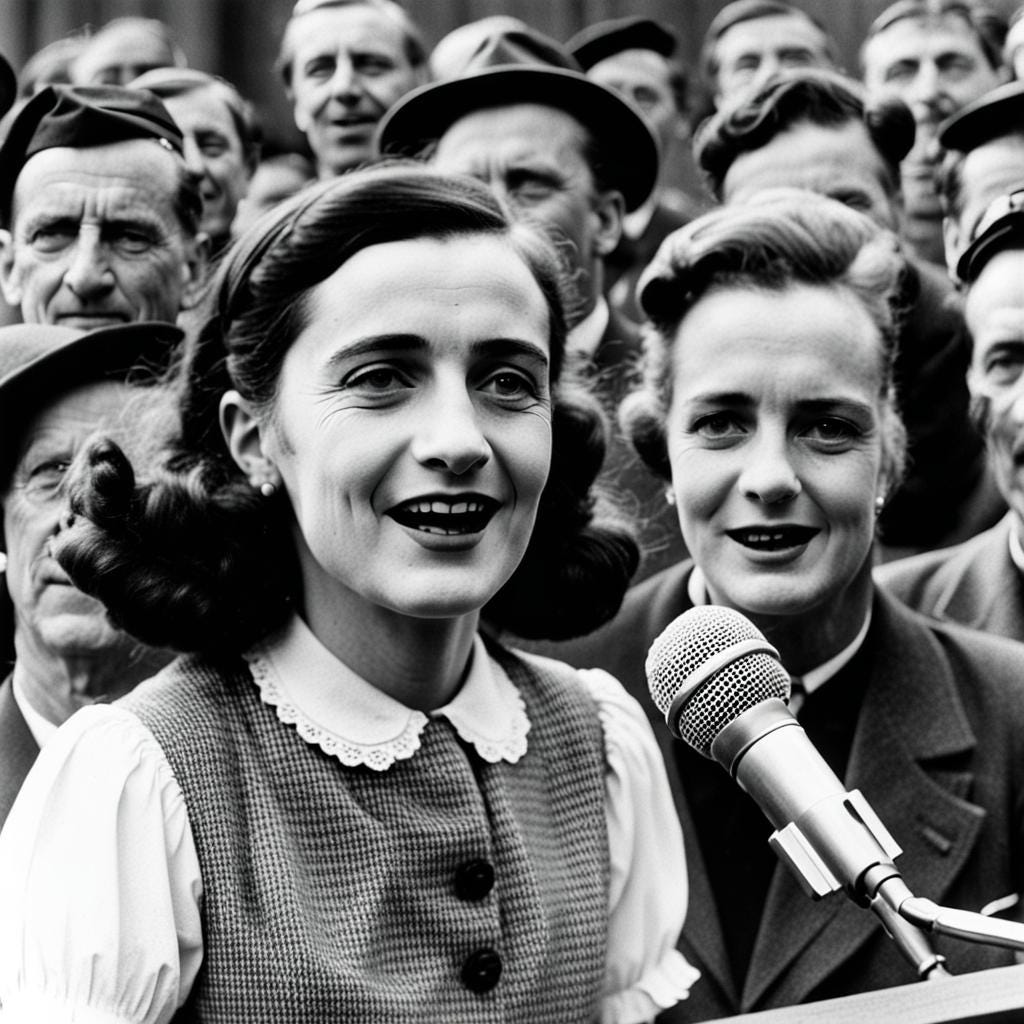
[{"xmin": 0, "ymin": 618, "xmax": 698, "ymax": 1024}]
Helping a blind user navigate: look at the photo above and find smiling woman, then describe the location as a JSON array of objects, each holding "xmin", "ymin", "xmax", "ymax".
[{"xmin": 0, "ymin": 164, "xmax": 698, "ymax": 1023}]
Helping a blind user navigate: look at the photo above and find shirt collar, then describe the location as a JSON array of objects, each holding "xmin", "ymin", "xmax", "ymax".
[
  {"xmin": 244, "ymin": 614, "xmax": 530, "ymax": 772},
  {"xmin": 686, "ymin": 566, "xmax": 871, "ymax": 695},
  {"xmin": 566, "ymin": 296, "xmax": 610, "ymax": 362}
]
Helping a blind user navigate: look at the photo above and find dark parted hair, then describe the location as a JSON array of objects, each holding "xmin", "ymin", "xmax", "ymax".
[
  {"xmin": 54, "ymin": 163, "xmax": 638, "ymax": 654},
  {"xmin": 622, "ymin": 192, "xmax": 908, "ymax": 486},
  {"xmin": 694, "ymin": 68, "xmax": 916, "ymax": 201}
]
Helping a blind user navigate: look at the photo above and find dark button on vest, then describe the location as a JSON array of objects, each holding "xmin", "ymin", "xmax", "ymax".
[
  {"xmin": 461, "ymin": 947, "xmax": 502, "ymax": 993},
  {"xmin": 454, "ymin": 858, "xmax": 495, "ymax": 901}
]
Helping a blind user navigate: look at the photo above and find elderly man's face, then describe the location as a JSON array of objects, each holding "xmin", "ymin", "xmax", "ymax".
[
  {"xmin": 0, "ymin": 138, "xmax": 204, "ymax": 328},
  {"xmin": 713, "ymin": 14, "xmax": 833, "ymax": 106},
  {"xmin": 2, "ymin": 380, "xmax": 147, "ymax": 702},
  {"xmin": 163, "ymin": 86, "xmax": 252, "ymax": 244},
  {"xmin": 286, "ymin": 4, "xmax": 422, "ymax": 177},
  {"xmin": 431, "ymin": 103, "xmax": 622, "ymax": 314}
]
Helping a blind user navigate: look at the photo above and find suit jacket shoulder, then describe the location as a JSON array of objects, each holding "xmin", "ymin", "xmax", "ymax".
[{"xmin": 877, "ymin": 516, "xmax": 1024, "ymax": 642}]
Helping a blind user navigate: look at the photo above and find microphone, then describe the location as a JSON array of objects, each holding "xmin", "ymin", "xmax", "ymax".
[{"xmin": 646, "ymin": 605, "xmax": 948, "ymax": 977}]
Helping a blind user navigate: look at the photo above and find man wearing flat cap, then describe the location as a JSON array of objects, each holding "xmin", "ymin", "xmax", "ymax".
[
  {"xmin": 879, "ymin": 191, "xmax": 1024, "ymax": 641},
  {"xmin": 0, "ymin": 320, "xmax": 180, "ymax": 827},
  {"xmin": 378, "ymin": 22, "xmax": 687, "ymax": 582},
  {"xmin": 567, "ymin": 16, "xmax": 704, "ymax": 323},
  {"xmin": 0, "ymin": 85, "xmax": 206, "ymax": 330},
  {"xmin": 937, "ymin": 80, "xmax": 1024, "ymax": 281}
]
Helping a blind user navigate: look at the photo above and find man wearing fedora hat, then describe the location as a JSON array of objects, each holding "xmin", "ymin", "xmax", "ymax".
[
  {"xmin": 0, "ymin": 85, "xmax": 206, "ymax": 330},
  {"xmin": 0, "ymin": 320, "xmax": 180, "ymax": 827},
  {"xmin": 879, "ymin": 191, "xmax": 1024, "ymax": 639},
  {"xmin": 378, "ymin": 23, "xmax": 687, "ymax": 582}
]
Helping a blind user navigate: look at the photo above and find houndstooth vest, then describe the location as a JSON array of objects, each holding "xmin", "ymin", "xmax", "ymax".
[{"xmin": 123, "ymin": 639, "xmax": 611, "ymax": 1023}]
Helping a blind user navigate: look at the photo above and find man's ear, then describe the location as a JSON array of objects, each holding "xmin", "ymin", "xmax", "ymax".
[
  {"xmin": 179, "ymin": 232, "xmax": 211, "ymax": 311},
  {"xmin": 592, "ymin": 189, "xmax": 625, "ymax": 259},
  {"xmin": 220, "ymin": 389, "xmax": 277, "ymax": 484},
  {"xmin": 0, "ymin": 229, "xmax": 22, "ymax": 307}
]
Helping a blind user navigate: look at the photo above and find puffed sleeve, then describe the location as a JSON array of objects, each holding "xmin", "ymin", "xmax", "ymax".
[
  {"xmin": 0, "ymin": 704, "xmax": 203, "ymax": 1024},
  {"xmin": 578, "ymin": 667, "xmax": 700, "ymax": 1024}
]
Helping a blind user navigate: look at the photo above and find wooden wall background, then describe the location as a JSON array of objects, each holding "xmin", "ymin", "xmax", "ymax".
[{"xmin": 1, "ymin": 0, "xmax": 1020, "ymax": 155}]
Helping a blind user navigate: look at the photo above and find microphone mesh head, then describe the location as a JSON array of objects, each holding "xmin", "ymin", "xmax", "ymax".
[{"xmin": 646, "ymin": 605, "xmax": 790, "ymax": 757}]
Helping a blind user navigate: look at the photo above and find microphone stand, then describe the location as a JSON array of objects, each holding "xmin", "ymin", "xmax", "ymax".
[{"xmin": 871, "ymin": 871, "xmax": 1024, "ymax": 955}]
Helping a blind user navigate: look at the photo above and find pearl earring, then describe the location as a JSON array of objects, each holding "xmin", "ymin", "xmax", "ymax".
[{"xmin": 259, "ymin": 481, "xmax": 277, "ymax": 499}]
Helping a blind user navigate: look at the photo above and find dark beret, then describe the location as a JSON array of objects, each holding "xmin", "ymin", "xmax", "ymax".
[
  {"xmin": 956, "ymin": 190, "xmax": 1024, "ymax": 284},
  {"xmin": 567, "ymin": 16, "xmax": 677, "ymax": 70},
  {"xmin": 939, "ymin": 80, "xmax": 1024, "ymax": 153},
  {"xmin": 0, "ymin": 84, "xmax": 184, "ymax": 225},
  {"xmin": 0, "ymin": 321, "xmax": 182, "ymax": 460}
]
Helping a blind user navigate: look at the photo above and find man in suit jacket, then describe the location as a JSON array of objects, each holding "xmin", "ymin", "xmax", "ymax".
[{"xmin": 556, "ymin": 562, "xmax": 1024, "ymax": 1019}]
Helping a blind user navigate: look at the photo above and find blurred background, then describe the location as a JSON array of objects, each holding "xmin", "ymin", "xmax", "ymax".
[{"xmin": 2, "ymin": 0, "xmax": 1021, "ymax": 153}]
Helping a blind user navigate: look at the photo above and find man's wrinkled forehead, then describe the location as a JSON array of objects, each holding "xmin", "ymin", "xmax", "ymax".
[
  {"xmin": 10, "ymin": 142, "xmax": 183, "ymax": 228},
  {"xmin": 434, "ymin": 103, "xmax": 592, "ymax": 170}
]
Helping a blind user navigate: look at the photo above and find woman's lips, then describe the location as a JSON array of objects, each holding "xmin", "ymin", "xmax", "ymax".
[
  {"xmin": 387, "ymin": 496, "xmax": 500, "ymax": 536},
  {"xmin": 725, "ymin": 525, "xmax": 820, "ymax": 551}
]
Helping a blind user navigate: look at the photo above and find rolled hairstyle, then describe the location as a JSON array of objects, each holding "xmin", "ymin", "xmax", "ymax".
[
  {"xmin": 54, "ymin": 164, "xmax": 638, "ymax": 654},
  {"xmin": 622, "ymin": 191, "xmax": 909, "ymax": 487}
]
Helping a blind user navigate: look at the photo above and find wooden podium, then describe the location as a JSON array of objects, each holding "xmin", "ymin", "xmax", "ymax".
[{"xmin": 706, "ymin": 963, "xmax": 1024, "ymax": 1023}]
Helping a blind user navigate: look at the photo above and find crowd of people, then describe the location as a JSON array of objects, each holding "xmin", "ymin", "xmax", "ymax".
[{"xmin": 0, "ymin": 0, "xmax": 1022, "ymax": 1021}]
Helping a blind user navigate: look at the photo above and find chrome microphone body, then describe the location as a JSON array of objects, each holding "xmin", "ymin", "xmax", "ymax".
[
  {"xmin": 711, "ymin": 695, "xmax": 903, "ymax": 905},
  {"xmin": 645, "ymin": 603, "xmax": 947, "ymax": 980}
]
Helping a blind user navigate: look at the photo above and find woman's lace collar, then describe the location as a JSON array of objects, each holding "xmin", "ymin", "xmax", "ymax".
[{"xmin": 244, "ymin": 615, "xmax": 530, "ymax": 772}]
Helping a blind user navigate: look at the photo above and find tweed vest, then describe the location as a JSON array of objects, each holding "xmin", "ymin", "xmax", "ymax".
[{"xmin": 123, "ymin": 640, "xmax": 611, "ymax": 1024}]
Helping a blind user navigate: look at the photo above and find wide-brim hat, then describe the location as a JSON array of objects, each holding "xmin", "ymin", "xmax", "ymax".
[
  {"xmin": 956, "ymin": 190, "xmax": 1024, "ymax": 284},
  {"xmin": 376, "ymin": 25, "xmax": 658, "ymax": 212},
  {"xmin": 0, "ymin": 321, "xmax": 182, "ymax": 456}
]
